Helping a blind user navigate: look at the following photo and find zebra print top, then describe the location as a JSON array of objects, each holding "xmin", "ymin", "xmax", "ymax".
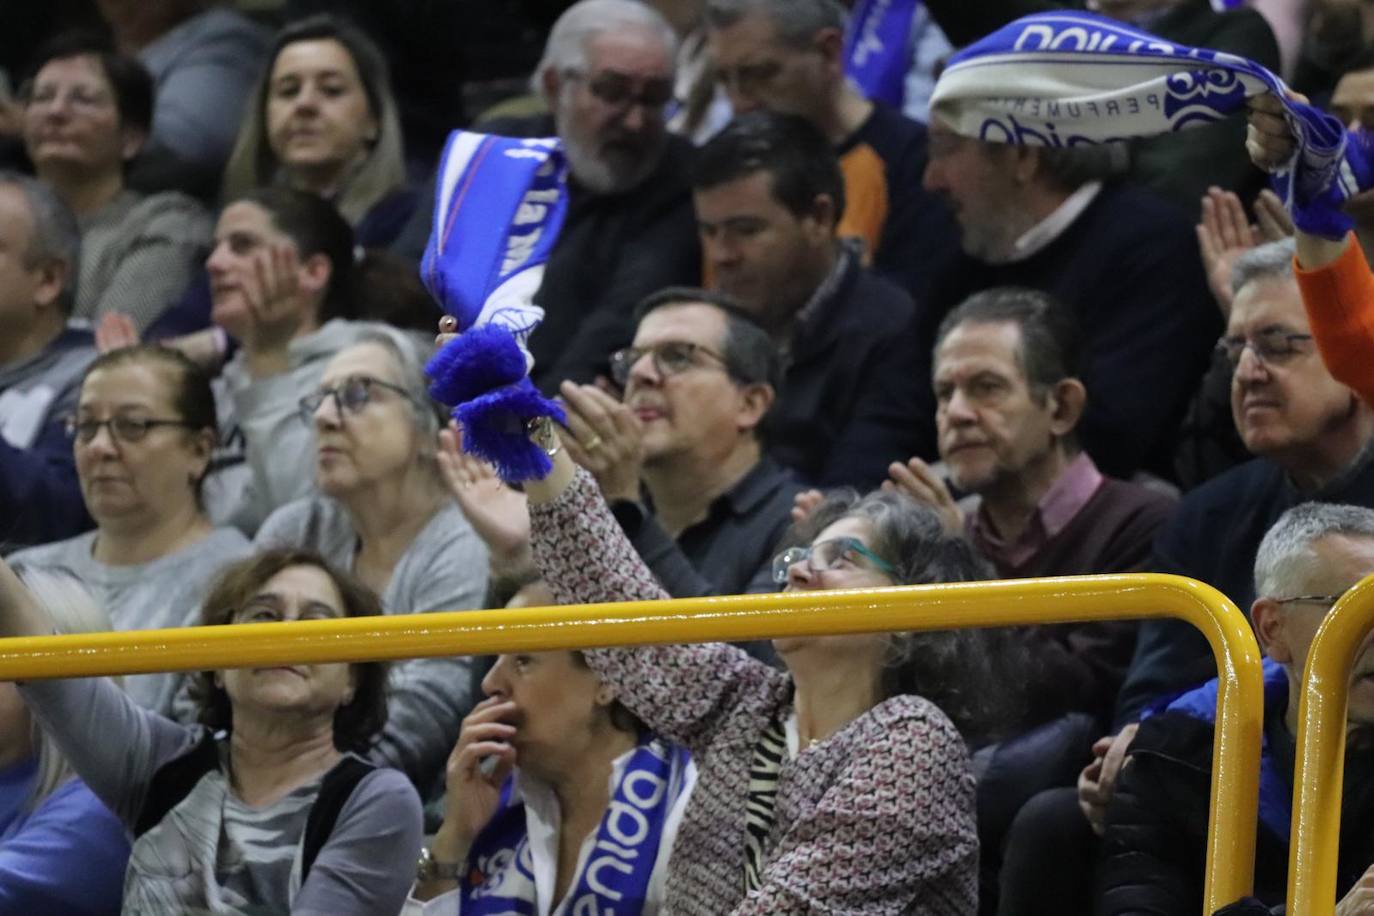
[{"xmin": 743, "ymin": 717, "xmax": 788, "ymax": 892}]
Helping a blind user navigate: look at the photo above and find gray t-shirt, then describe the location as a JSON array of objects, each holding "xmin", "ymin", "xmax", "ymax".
[
  {"xmin": 255, "ymin": 496, "xmax": 489, "ymax": 792},
  {"xmin": 20, "ymin": 676, "xmax": 422, "ymax": 915},
  {"xmin": 9, "ymin": 527, "xmax": 252, "ymax": 712}
]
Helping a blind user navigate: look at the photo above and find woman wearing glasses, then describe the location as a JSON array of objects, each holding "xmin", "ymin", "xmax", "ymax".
[
  {"xmin": 440, "ymin": 386, "xmax": 989, "ymax": 911},
  {"xmin": 9, "ymin": 346, "xmax": 251, "ymax": 714},
  {"xmin": 0, "ymin": 548, "xmax": 422, "ymax": 913},
  {"xmin": 200, "ymin": 186, "xmax": 425, "ymax": 535},
  {"xmin": 254, "ymin": 335, "xmax": 489, "ymax": 790}
]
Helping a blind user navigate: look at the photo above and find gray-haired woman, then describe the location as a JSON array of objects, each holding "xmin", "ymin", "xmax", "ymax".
[{"xmin": 255, "ymin": 335, "xmax": 489, "ymax": 793}]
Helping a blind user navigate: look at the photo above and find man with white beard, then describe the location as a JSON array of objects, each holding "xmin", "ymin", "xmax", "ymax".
[{"xmin": 483, "ymin": 0, "xmax": 703, "ymax": 391}]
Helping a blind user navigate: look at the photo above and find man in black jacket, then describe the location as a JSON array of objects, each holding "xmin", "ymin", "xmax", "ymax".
[
  {"xmin": 483, "ymin": 0, "xmax": 703, "ymax": 391},
  {"xmin": 1098, "ymin": 502, "xmax": 1374, "ymax": 914},
  {"xmin": 692, "ymin": 110, "xmax": 933, "ymax": 489},
  {"xmin": 553, "ymin": 286, "xmax": 802, "ymax": 597},
  {"xmin": 921, "ymin": 120, "xmax": 1220, "ymax": 481}
]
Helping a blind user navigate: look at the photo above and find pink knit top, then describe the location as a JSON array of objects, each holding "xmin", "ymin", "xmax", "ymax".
[{"xmin": 530, "ymin": 468, "xmax": 979, "ymax": 915}]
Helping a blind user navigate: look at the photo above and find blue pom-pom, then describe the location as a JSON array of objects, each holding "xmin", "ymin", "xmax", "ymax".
[
  {"xmin": 426, "ymin": 324, "xmax": 527, "ymax": 406},
  {"xmin": 456, "ymin": 379, "xmax": 567, "ymax": 482}
]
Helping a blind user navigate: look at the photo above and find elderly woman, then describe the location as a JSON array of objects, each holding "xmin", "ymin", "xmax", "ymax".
[
  {"xmin": 0, "ymin": 570, "xmax": 128, "ymax": 915},
  {"xmin": 20, "ymin": 32, "xmax": 211, "ymax": 331},
  {"xmin": 0, "ymin": 548, "xmax": 423, "ymax": 913},
  {"xmin": 222, "ymin": 14, "xmax": 413, "ymax": 246},
  {"xmin": 408, "ymin": 593, "xmax": 695, "ymax": 913},
  {"xmin": 10, "ymin": 345, "xmax": 251, "ymax": 713},
  {"xmin": 255, "ymin": 335, "xmax": 489, "ymax": 789},
  {"xmin": 197, "ymin": 186, "xmax": 423, "ymax": 534},
  {"xmin": 441, "ymin": 417, "xmax": 989, "ymax": 912}
]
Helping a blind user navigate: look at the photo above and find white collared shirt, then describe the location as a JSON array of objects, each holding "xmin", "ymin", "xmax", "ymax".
[
  {"xmin": 1007, "ymin": 180, "xmax": 1103, "ymax": 263},
  {"xmin": 408, "ymin": 749, "xmax": 697, "ymax": 916}
]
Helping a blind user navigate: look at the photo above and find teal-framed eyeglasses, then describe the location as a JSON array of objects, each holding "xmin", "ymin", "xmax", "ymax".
[{"xmin": 771, "ymin": 537, "xmax": 896, "ymax": 585}]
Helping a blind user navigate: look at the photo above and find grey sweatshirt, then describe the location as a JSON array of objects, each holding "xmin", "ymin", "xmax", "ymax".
[
  {"xmin": 9, "ymin": 527, "xmax": 252, "ymax": 712},
  {"xmin": 255, "ymin": 496, "xmax": 489, "ymax": 793}
]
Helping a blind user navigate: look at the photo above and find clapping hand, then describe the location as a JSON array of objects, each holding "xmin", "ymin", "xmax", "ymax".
[
  {"xmin": 883, "ymin": 457, "xmax": 965, "ymax": 535},
  {"xmin": 557, "ymin": 381, "xmax": 645, "ymax": 504}
]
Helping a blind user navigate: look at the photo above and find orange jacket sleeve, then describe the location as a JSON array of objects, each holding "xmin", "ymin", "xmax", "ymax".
[{"xmin": 1294, "ymin": 234, "xmax": 1374, "ymax": 407}]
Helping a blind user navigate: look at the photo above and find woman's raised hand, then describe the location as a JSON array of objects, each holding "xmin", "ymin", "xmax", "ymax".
[
  {"xmin": 239, "ymin": 243, "xmax": 305, "ymax": 356},
  {"xmin": 883, "ymin": 457, "xmax": 965, "ymax": 535},
  {"xmin": 1197, "ymin": 186, "xmax": 1258, "ymax": 316},
  {"xmin": 438, "ymin": 422, "xmax": 533, "ymax": 570}
]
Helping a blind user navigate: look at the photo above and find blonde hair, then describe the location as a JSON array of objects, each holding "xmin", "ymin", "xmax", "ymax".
[
  {"xmin": 221, "ymin": 14, "xmax": 406, "ymax": 227},
  {"xmin": 12, "ymin": 569, "xmax": 116, "ymax": 810}
]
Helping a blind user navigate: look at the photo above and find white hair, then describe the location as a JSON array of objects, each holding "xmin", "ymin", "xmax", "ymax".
[
  {"xmin": 1254, "ymin": 502, "xmax": 1374, "ymax": 599},
  {"xmin": 1231, "ymin": 237, "xmax": 1297, "ymax": 297},
  {"xmin": 532, "ymin": 0, "xmax": 679, "ymax": 96}
]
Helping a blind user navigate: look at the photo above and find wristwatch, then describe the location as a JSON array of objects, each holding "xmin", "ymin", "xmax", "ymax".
[
  {"xmin": 416, "ymin": 846, "xmax": 464, "ymax": 882},
  {"xmin": 526, "ymin": 415, "xmax": 562, "ymax": 457}
]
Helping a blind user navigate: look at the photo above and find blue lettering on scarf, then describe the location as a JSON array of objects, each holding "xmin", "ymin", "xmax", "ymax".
[
  {"xmin": 461, "ymin": 739, "xmax": 690, "ymax": 915},
  {"xmin": 843, "ymin": 0, "xmax": 921, "ymax": 107}
]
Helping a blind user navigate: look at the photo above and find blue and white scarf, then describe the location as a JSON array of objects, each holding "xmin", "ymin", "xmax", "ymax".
[
  {"xmin": 461, "ymin": 739, "xmax": 691, "ymax": 915},
  {"xmin": 420, "ymin": 131, "xmax": 570, "ymax": 481},
  {"xmin": 843, "ymin": 0, "xmax": 922, "ymax": 107},
  {"xmin": 929, "ymin": 10, "xmax": 1374, "ymax": 239}
]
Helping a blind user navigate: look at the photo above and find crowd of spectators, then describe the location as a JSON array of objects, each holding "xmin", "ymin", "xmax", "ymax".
[{"xmin": 4, "ymin": 0, "xmax": 1374, "ymax": 913}]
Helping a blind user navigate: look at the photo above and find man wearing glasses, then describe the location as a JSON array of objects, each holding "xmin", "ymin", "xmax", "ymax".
[
  {"xmin": 1119, "ymin": 238, "xmax": 1374, "ymax": 723},
  {"xmin": 470, "ymin": 0, "xmax": 702, "ymax": 393},
  {"xmin": 691, "ymin": 110, "xmax": 931, "ymax": 488},
  {"xmin": 554, "ymin": 287, "xmax": 802, "ymax": 598},
  {"xmin": 1099, "ymin": 502, "xmax": 1374, "ymax": 914},
  {"xmin": 0, "ymin": 172, "xmax": 94, "ymax": 548}
]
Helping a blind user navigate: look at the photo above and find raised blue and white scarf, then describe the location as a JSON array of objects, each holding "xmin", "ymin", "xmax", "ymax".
[
  {"xmin": 929, "ymin": 10, "xmax": 1374, "ymax": 239},
  {"xmin": 421, "ymin": 131, "xmax": 569, "ymax": 481},
  {"xmin": 844, "ymin": 0, "xmax": 922, "ymax": 108},
  {"xmin": 461, "ymin": 738, "xmax": 691, "ymax": 915}
]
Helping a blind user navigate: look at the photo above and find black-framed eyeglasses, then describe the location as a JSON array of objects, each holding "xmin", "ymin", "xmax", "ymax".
[
  {"xmin": 609, "ymin": 341, "xmax": 733, "ymax": 387},
  {"xmin": 65, "ymin": 415, "xmax": 197, "ymax": 444},
  {"xmin": 1274, "ymin": 593, "xmax": 1346, "ymax": 608},
  {"xmin": 771, "ymin": 537, "xmax": 896, "ymax": 585},
  {"xmin": 564, "ymin": 69, "xmax": 673, "ymax": 112},
  {"xmin": 298, "ymin": 376, "xmax": 414, "ymax": 424},
  {"xmin": 1215, "ymin": 327, "xmax": 1315, "ymax": 369}
]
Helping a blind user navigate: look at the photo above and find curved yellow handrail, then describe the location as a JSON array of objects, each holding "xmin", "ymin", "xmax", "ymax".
[
  {"xmin": 1287, "ymin": 573, "xmax": 1374, "ymax": 915},
  {"xmin": 0, "ymin": 572, "xmax": 1262, "ymax": 914}
]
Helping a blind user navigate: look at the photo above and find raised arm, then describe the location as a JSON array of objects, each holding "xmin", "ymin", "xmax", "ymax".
[
  {"xmin": 524, "ymin": 449, "xmax": 791, "ymax": 749},
  {"xmin": 0, "ymin": 557, "xmax": 201, "ymax": 825},
  {"xmin": 1247, "ymin": 93, "xmax": 1374, "ymax": 404}
]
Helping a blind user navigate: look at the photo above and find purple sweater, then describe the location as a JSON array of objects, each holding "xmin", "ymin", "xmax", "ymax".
[{"xmin": 531, "ymin": 468, "xmax": 978, "ymax": 915}]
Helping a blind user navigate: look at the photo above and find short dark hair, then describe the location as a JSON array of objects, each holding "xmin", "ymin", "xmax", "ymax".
[
  {"xmin": 692, "ymin": 111, "xmax": 846, "ymax": 227},
  {"xmin": 189, "ymin": 549, "xmax": 390, "ymax": 754},
  {"xmin": 81, "ymin": 346, "xmax": 218, "ymax": 501},
  {"xmin": 935, "ymin": 286, "xmax": 1081, "ymax": 394},
  {"xmin": 635, "ymin": 286, "xmax": 783, "ymax": 392},
  {"xmin": 230, "ymin": 187, "xmax": 358, "ymax": 322},
  {"xmin": 23, "ymin": 31, "xmax": 155, "ymax": 138}
]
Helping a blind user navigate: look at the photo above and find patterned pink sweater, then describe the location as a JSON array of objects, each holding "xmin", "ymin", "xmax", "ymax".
[{"xmin": 531, "ymin": 469, "xmax": 979, "ymax": 915}]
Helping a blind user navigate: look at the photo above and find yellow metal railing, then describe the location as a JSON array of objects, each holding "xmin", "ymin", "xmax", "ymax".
[
  {"xmin": 1287, "ymin": 574, "xmax": 1374, "ymax": 915},
  {"xmin": 0, "ymin": 573, "xmax": 1263, "ymax": 914}
]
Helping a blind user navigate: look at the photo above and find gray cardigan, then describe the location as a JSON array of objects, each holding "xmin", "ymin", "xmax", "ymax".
[{"xmin": 255, "ymin": 496, "xmax": 489, "ymax": 791}]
